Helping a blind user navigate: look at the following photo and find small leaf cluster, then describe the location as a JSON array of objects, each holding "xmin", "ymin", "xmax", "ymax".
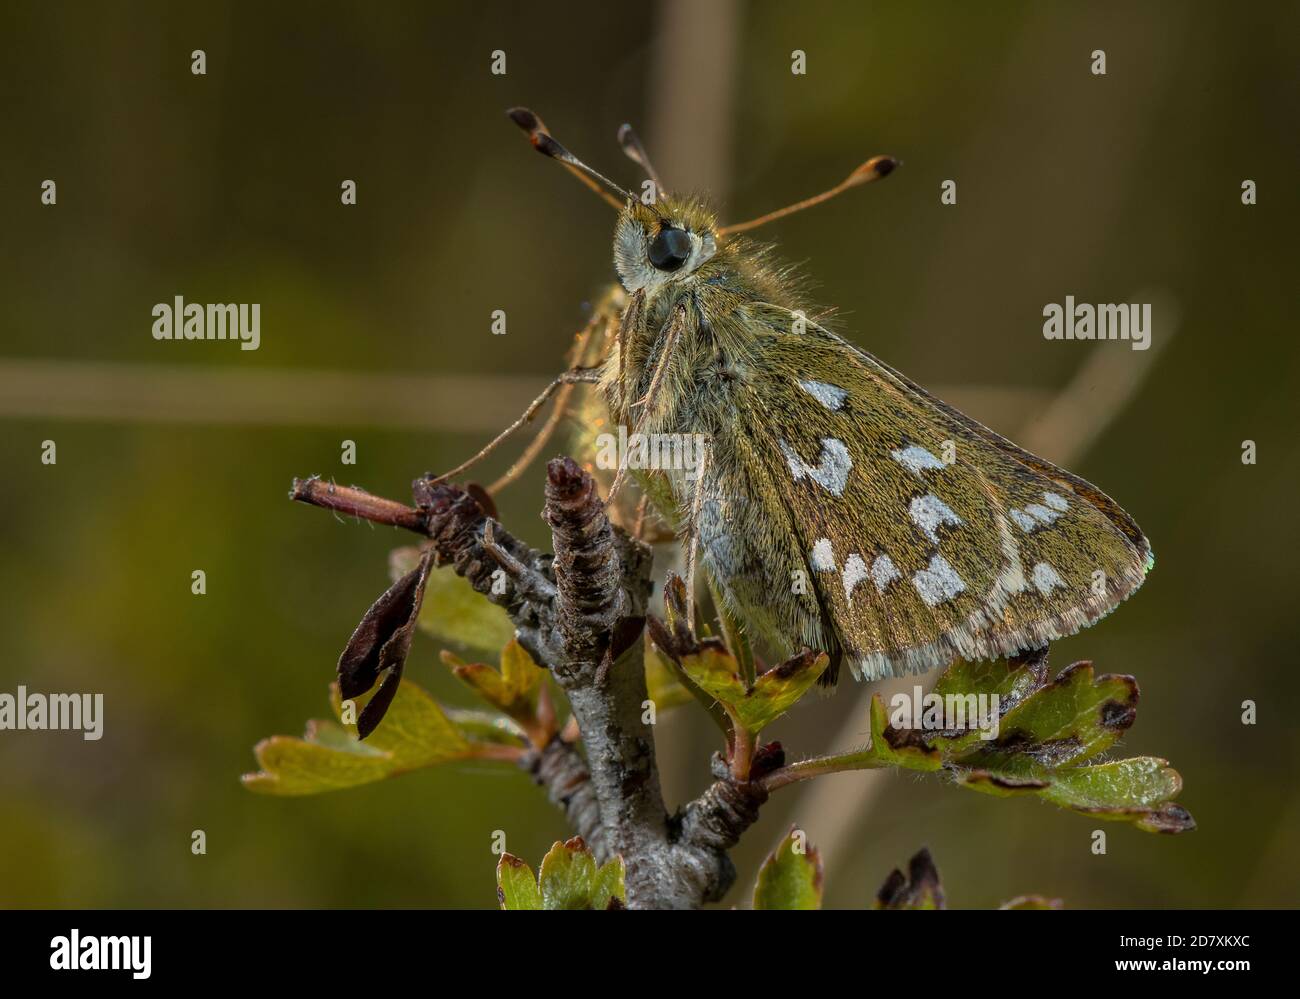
[{"xmin": 496, "ymin": 838, "xmax": 626, "ymax": 910}]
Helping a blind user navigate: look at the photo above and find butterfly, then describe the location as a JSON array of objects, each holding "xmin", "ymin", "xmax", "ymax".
[{"xmin": 441, "ymin": 108, "xmax": 1153, "ymax": 687}]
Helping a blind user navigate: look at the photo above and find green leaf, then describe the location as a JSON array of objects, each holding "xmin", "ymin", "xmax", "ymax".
[
  {"xmin": 648, "ymin": 631, "xmax": 733, "ymax": 738},
  {"xmin": 496, "ymin": 854, "xmax": 544, "ymax": 910},
  {"xmin": 589, "ymin": 855, "xmax": 627, "ymax": 909},
  {"xmin": 500, "ymin": 640, "xmax": 543, "ymax": 701},
  {"xmin": 332, "ymin": 678, "xmax": 470, "ymax": 767},
  {"xmin": 494, "ymin": 840, "xmax": 625, "ymax": 910},
  {"xmin": 243, "ymin": 678, "xmax": 485, "ymax": 795},
  {"xmin": 956, "ymin": 661, "xmax": 1136, "ymax": 766},
  {"xmin": 752, "ymin": 827, "xmax": 823, "ymax": 910},
  {"xmin": 391, "ymin": 546, "xmax": 515, "ymax": 655},
  {"xmin": 932, "ymin": 655, "xmax": 1047, "ymax": 712},
  {"xmin": 1041, "ymin": 755, "xmax": 1180, "ymax": 808},
  {"xmin": 645, "ymin": 577, "xmax": 738, "ymax": 740},
  {"xmin": 765, "ymin": 655, "xmax": 1194, "ymax": 834},
  {"xmin": 679, "ymin": 645, "xmax": 829, "ymax": 734},
  {"xmin": 535, "ymin": 838, "xmax": 625, "ymax": 909},
  {"xmin": 442, "ymin": 707, "xmax": 527, "ymax": 746},
  {"xmin": 778, "ymin": 693, "xmax": 941, "ymax": 779},
  {"xmin": 1044, "ymin": 757, "xmax": 1193, "ymax": 833},
  {"xmin": 862, "ymin": 693, "xmax": 944, "ymax": 771},
  {"xmin": 644, "ymin": 641, "xmax": 695, "ymax": 710},
  {"xmin": 443, "ymin": 639, "xmax": 545, "ymax": 725},
  {"xmin": 679, "ymin": 645, "xmax": 748, "ymax": 709}
]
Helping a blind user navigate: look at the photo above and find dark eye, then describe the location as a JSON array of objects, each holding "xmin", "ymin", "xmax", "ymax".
[{"xmin": 648, "ymin": 227, "xmax": 692, "ymax": 272}]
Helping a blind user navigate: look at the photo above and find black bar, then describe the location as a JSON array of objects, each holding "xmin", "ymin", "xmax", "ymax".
[{"xmin": 0, "ymin": 909, "xmax": 1276, "ymax": 984}]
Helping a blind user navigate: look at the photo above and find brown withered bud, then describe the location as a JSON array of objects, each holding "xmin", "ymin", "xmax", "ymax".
[
  {"xmin": 874, "ymin": 847, "xmax": 946, "ymax": 910},
  {"xmin": 337, "ymin": 548, "xmax": 435, "ymax": 738},
  {"xmin": 648, "ymin": 572, "xmax": 713, "ymax": 662},
  {"xmin": 749, "ymin": 741, "xmax": 786, "ymax": 781}
]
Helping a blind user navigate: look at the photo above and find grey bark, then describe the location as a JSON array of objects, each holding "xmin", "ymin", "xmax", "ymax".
[
  {"xmin": 414, "ymin": 458, "xmax": 766, "ymax": 908},
  {"xmin": 292, "ymin": 461, "xmax": 765, "ymax": 907}
]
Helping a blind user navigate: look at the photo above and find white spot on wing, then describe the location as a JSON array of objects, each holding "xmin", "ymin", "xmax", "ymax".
[
  {"xmin": 871, "ymin": 554, "xmax": 900, "ymax": 592},
  {"xmin": 1031, "ymin": 562, "xmax": 1066, "ymax": 594},
  {"xmin": 912, "ymin": 554, "xmax": 966, "ymax": 606},
  {"xmin": 810, "ymin": 538, "xmax": 836, "ymax": 572},
  {"xmin": 1009, "ymin": 508, "xmax": 1036, "ymax": 532},
  {"xmin": 842, "ymin": 554, "xmax": 868, "ymax": 599},
  {"xmin": 891, "ymin": 445, "xmax": 945, "ymax": 476},
  {"xmin": 798, "ymin": 380, "xmax": 848, "ymax": 411},
  {"xmin": 780, "ymin": 438, "xmax": 852, "ymax": 497},
  {"xmin": 992, "ymin": 514, "xmax": 1027, "ymax": 603},
  {"xmin": 1043, "ymin": 492, "xmax": 1069, "ymax": 512},
  {"xmin": 909, "ymin": 494, "xmax": 963, "ymax": 543},
  {"xmin": 1025, "ymin": 503, "xmax": 1061, "ymax": 527}
]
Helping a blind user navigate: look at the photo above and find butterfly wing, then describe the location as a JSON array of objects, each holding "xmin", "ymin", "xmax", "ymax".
[{"xmin": 719, "ymin": 305, "xmax": 1152, "ymax": 680}]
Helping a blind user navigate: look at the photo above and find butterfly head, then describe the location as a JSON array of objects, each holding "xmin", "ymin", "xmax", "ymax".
[
  {"xmin": 613, "ymin": 197, "xmax": 719, "ymax": 295},
  {"xmin": 506, "ymin": 108, "xmax": 725, "ymax": 298}
]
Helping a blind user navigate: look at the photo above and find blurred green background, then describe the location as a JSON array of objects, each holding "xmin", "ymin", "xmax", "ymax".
[{"xmin": 1, "ymin": 0, "xmax": 1297, "ymax": 908}]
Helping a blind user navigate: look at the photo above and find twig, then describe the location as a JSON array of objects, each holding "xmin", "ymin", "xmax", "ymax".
[
  {"xmin": 294, "ymin": 458, "xmax": 765, "ymax": 908},
  {"xmin": 758, "ymin": 753, "xmax": 888, "ymax": 794},
  {"xmin": 290, "ymin": 477, "xmax": 427, "ymax": 533},
  {"xmin": 521, "ymin": 739, "xmax": 606, "ymax": 857}
]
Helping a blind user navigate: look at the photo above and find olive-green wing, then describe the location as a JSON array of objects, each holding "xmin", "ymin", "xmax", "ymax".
[{"xmin": 732, "ymin": 307, "xmax": 1153, "ymax": 679}]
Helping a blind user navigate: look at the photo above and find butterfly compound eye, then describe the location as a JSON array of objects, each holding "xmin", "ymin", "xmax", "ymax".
[{"xmin": 648, "ymin": 227, "xmax": 692, "ymax": 272}]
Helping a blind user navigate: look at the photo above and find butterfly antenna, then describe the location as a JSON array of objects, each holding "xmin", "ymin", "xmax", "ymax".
[
  {"xmin": 718, "ymin": 154, "xmax": 899, "ymax": 236},
  {"xmin": 507, "ymin": 107, "xmax": 631, "ymax": 210},
  {"xmin": 616, "ymin": 122, "xmax": 666, "ymax": 195}
]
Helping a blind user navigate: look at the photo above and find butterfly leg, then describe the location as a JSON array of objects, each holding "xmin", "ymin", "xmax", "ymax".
[
  {"xmin": 487, "ymin": 308, "xmax": 615, "ymax": 494},
  {"xmin": 681, "ymin": 439, "xmax": 711, "ymax": 637},
  {"xmin": 632, "ymin": 493, "xmax": 651, "ymax": 539},
  {"xmin": 430, "ymin": 364, "xmax": 602, "ymax": 487},
  {"xmin": 710, "ymin": 576, "xmax": 758, "ymax": 687},
  {"xmin": 607, "ymin": 304, "xmax": 688, "ymax": 503}
]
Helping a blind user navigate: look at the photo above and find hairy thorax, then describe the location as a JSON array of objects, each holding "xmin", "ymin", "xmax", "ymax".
[{"xmin": 599, "ymin": 270, "xmax": 831, "ymax": 663}]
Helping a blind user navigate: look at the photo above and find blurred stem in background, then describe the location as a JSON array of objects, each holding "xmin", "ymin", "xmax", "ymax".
[
  {"xmin": 646, "ymin": 0, "xmax": 741, "ymax": 200},
  {"xmin": 0, "ymin": 357, "xmax": 1057, "ymax": 434}
]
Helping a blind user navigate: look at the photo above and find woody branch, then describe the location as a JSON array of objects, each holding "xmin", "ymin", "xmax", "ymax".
[{"xmin": 291, "ymin": 459, "xmax": 765, "ymax": 908}]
